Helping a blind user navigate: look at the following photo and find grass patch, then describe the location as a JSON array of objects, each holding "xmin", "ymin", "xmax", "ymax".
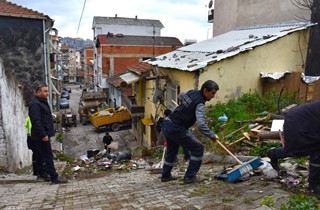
[
  {"xmin": 204, "ymin": 89, "xmax": 300, "ymax": 154},
  {"xmin": 280, "ymin": 194, "xmax": 320, "ymax": 210}
]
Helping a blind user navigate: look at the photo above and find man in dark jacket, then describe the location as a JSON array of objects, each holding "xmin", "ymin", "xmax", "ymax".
[
  {"xmin": 29, "ymin": 84, "xmax": 67, "ymax": 184},
  {"xmin": 103, "ymin": 132, "xmax": 113, "ymax": 154},
  {"xmin": 267, "ymin": 101, "xmax": 320, "ymax": 195},
  {"xmin": 161, "ymin": 80, "xmax": 219, "ymax": 184}
]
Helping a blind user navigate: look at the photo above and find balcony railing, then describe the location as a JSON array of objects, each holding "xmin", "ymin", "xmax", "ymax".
[{"xmin": 122, "ymin": 95, "xmax": 144, "ymax": 117}]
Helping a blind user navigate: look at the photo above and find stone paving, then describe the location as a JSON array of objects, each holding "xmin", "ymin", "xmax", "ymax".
[
  {"xmin": 0, "ymin": 161, "xmax": 290, "ymax": 210},
  {"xmin": 0, "ymin": 85, "xmax": 292, "ymax": 209}
]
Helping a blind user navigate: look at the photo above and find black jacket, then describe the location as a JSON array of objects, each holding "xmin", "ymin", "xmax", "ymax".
[
  {"xmin": 169, "ymin": 90, "xmax": 206, "ymax": 129},
  {"xmin": 103, "ymin": 135, "xmax": 113, "ymax": 145},
  {"xmin": 284, "ymin": 101, "xmax": 320, "ymax": 154},
  {"xmin": 29, "ymin": 96, "xmax": 54, "ymax": 140}
]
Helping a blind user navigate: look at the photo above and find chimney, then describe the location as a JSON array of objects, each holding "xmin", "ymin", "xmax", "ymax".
[
  {"xmin": 135, "ymin": 15, "xmax": 137, "ymax": 19},
  {"xmin": 115, "ymin": 14, "xmax": 117, "ymax": 18}
]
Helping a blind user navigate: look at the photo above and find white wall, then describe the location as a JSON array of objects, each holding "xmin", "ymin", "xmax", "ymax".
[
  {"xmin": 0, "ymin": 58, "xmax": 31, "ymax": 172},
  {"xmin": 96, "ymin": 24, "xmax": 161, "ymax": 37}
]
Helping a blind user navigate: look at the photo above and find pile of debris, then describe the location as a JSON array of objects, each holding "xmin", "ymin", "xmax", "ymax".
[{"xmin": 221, "ymin": 104, "xmax": 298, "ymax": 152}]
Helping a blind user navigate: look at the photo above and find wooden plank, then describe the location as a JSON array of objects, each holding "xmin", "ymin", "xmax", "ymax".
[
  {"xmin": 258, "ymin": 131, "xmax": 280, "ymax": 140},
  {"xmin": 225, "ymin": 124, "xmax": 248, "ymax": 139},
  {"xmin": 250, "ymin": 125, "xmax": 263, "ymax": 133},
  {"xmin": 227, "ymin": 137, "xmax": 246, "ymax": 146},
  {"xmin": 243, "ymin": 140, "xmax": 257, "ymax": 147}
]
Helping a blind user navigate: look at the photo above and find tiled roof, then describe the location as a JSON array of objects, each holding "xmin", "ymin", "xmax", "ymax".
[
  {"xmin": 127, "ymin": 62, "xmax": 152, "ymax": 75},
  {"xmin": 0, "ymin": 0, "xmax": 51, "ymax": 20},
  {"xmin": 107, "ymin": 74, "xmax": 125, "ymax": 88},
  {"xmin": 146, "ymin": 22, "xmax": 313, "ymax": 72},
  {"xmin": 93, "ymin": 16, "xmax": 164, "ymax": 28},
  {"xmin": 97, "ymin": 34, "xmax": 183, "ymax": 47}
]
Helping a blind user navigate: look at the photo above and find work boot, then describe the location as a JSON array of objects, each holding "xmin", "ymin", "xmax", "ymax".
[
  {"xmin": 161, "ymin": 175, "xmax": 178, "ymax": 182},
  {"xmin": 52, "ymin": 177, "xmax": 68, "ymax": 184},
  {"xmin": 267, "ymin": 149, "xmax": 279, "ymax": 171},
  {"xmin": 183, "ymin": 176, "xmax": 205, "ymax": 184}
]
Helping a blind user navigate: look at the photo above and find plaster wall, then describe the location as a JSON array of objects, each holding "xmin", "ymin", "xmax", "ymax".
[
  {"xmin": 0, "ymin": 59, "xmax": 31, "ymax": 172},
  {"xmin": 200, "ymin": 30, "xmax": 308, "ymax": 106}
]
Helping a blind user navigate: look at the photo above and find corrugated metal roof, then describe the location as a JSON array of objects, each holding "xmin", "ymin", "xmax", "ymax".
[
  {"xmin": 97, "ymin": 34, "xmax": 183, "ymax": 47},
  {"xmin": 93, "ymin": 16, "xmax": 164, "ymax": 28},
  {"xmin": 146, "ymin": 23, "xmax": 314, "ymax": 72},
  {"xmin": 0, "ymin": 0, "xmax": 51, "ymax": 20}
]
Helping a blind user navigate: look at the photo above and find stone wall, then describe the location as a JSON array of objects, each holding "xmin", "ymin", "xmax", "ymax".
[
  {"xmin": 0, "ymin": 58, "xmax": 31, "ymax": 172},
  {"xmin": 0, "ymin": 16, "xmax": 46, "ymax": 104}
]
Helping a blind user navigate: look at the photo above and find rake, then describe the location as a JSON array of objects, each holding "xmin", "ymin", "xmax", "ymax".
[{"xmin": 216, "ymin": 139, "xmax": 263, "ymax": 182}]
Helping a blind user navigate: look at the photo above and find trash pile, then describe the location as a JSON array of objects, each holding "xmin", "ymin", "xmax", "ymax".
[{"xmin": 61, "ymin": 144, "xmax": 172, "ymax": 180}]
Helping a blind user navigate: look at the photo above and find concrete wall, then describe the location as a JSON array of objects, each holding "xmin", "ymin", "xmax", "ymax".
[
  {"xmin": 0, "ymin": 59, "xmax": 31, "ymax": 172},
  {"xmin": 213, "ymin": 0, "xmax": 311, "ymax": 36}
]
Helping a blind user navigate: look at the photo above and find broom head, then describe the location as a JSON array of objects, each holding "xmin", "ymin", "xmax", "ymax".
[{"xmin": 226, "ymin": 157, "xmax": 263, "ymax": 182}]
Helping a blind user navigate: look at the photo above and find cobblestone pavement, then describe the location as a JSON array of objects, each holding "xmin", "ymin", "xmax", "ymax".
[
  {"xmin": 0, "ymin": 162, "xmax": 290, "ymax": 210},
  {"xmin": 0, "ymin": 85, "xmax": 291, "ymax": 209}
]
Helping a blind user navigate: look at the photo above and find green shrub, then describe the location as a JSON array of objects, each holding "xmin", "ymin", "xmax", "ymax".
[
  {"xmin": 280, "ymin": 194, "xmax": 319, "ymax": 210},
  {"xmin": 56, "ymin": 132, "xmax": 63, "ymax": 143}
]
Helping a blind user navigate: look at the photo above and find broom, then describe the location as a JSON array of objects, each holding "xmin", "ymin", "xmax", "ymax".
[{"xmin": 216, "ymin": 139, "xmax": 263, "ymax": 182}]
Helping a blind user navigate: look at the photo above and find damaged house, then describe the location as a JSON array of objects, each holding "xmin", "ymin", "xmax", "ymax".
[{"xmin": 131, "ymin": 23, "xmax": 316, "ymax": 148}]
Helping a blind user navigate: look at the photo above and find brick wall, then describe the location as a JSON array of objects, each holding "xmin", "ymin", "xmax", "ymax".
[{"xmin": 101, "ymin": 45, "xmax": 176, "ymax": 75}]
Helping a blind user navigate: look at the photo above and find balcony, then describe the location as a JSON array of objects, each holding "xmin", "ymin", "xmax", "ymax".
[{"xmin": 122, "ymin": 95, "xmax": 144, "ymax": 117}]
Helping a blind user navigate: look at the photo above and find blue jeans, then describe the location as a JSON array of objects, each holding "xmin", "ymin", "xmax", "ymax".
[{"xmin": 161, "ymin": 121, "xmax": 204, "ymax": 179}]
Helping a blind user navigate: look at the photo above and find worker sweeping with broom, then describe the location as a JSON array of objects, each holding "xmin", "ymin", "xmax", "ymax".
[{"xmin": 160, "ymin": 80, "xmax": 220, "ymax": 184}]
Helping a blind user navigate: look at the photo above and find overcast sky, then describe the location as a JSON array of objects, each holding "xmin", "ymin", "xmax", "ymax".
[{"xmin": 9, "ymin": 0, "xmax": 214, "ymax": 42}]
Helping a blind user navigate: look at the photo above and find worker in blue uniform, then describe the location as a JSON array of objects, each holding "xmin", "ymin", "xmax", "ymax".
[
  {"xmin": 267, "ymin": 101, "xmax": 320, "ymax": 195},
  {"xmin": 161, "ymin": 80, "xmax": 220, "ymax": 184}
]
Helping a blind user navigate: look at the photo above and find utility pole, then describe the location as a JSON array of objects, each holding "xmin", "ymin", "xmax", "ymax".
[{"xmin": 305, "ymin": 0, "xmax": 320, "ymax": 76}]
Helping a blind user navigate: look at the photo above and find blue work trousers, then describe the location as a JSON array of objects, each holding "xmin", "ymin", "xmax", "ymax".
[
  {"xmin": 269, "ymin": 147, "xmax": 320, "ymax": 184},
  {"xmin": 161, "ymin": 121, "xmax": 204, "ymax": 179},
  {"xmin": 35, "ymin": 139, "xmax": 58, "ymax": 181}
]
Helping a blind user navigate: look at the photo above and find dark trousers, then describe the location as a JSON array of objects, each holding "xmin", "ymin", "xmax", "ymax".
[
  {"xmin": 268, "ymin": 147, "xmax": 320, "ymax": 185},
  {"xmin": 27, "ymin": 136, "xmax": 46, "ymax": 176},
  {"xmin": 162, "ymin": 121, "xmax": 204, "ymax": 179},
  {"xmin": 183, "ymin": 147, "xmax": 190, "ymax": 161},
  {"xmin": 35, "ymin": 138, "xmax": 58, "ymax": 180}
]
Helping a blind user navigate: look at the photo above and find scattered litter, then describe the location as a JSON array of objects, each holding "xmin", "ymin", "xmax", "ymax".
[
  {"xmin": 257, "ymin": 159, "xmax": 278, "ymax": 179},
  {"xmin": 71, "ymin": 165, "xmax": 81, "ymax": 172}
]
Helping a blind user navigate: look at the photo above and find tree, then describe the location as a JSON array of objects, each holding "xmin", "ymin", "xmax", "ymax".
[{"xmin": 292, "ymin": 0, "xmax": 320, "ymax": 76}]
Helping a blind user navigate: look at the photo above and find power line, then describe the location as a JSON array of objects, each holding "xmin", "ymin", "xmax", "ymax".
[{"xmin": 76, "ymin": 0, "xmax": 86, "ymax": 37}]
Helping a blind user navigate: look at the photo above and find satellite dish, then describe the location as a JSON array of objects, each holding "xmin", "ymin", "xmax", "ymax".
[{"xmin": 208, "ymin": 0, "xmax": 213, "ymax": 9}]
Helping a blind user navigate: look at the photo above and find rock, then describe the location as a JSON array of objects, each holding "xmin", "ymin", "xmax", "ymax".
[{"xmin": 131, "ymin": 146, "xmax": 150, "ymax": 158}]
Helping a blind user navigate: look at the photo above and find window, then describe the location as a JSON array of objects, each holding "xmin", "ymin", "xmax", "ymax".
[{"xmin": 166, "ymin": 80, "xmax": 180, "ymax": 110}]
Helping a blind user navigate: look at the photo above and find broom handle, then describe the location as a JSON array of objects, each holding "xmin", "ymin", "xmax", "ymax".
[{"xmin": 216, "ymin": 139, "xmax": 243, "ymax": 164}]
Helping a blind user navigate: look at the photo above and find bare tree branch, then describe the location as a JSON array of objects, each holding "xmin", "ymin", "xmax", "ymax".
[{"xmin": 291, "ymin": 0, "xmax": 313, "ymax": 10}]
